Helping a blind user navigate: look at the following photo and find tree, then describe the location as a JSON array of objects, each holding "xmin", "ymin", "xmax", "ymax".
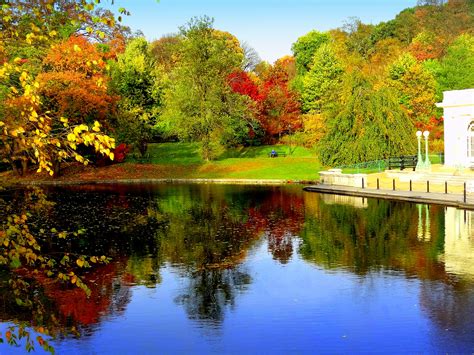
[
  {"xmin": 257, "ymin": 56, "xmax": 301, "ymax": 142},
  {"xmin": 110, "ymin": 37, "xmax": 162, "ymax": 155},
  {"xmin": 409, "ymin": 31, "xmax": 445, "ymax": 61},
  {"xmin": 0, "ymin": 1, "xmax": 125, "ymax": 349},
  {"xmin": 161, "ymin": 16, "xmax": 251, "ymax": 160},
  {"xmin": 431, "ymin": 34, "xmax": 474, "ymax": 93},
  {"xmin": 301, "ymin": 43, "xmax": 343, "ymax": 114},
  {"xmin": 38, "ymin": 36, "xmax": 116, "ymax": 126},
  {"xmin": 0, "ymin": 1, "xmax": 118, "ymax": 176},
  {"xmin": 241, "ymin": 41, "xmax": 261, "ymax": 72},
  {"xmin": 342, "ymin": 18, "xmax": 376, "ymax": 59},
  {"xmin": 387, "ymin": 53, "xmax": 437, "ymax": 124},
  {"xmin": 150, "ymin": 34, "xmax": 182, "ymax": 73},
  {"xmin": 318, "ymin": 75, "xmax": 416, "ymax": 166},
  {"xmin": 291, "ymin": 30, "xmax": 330, "ymax": 75}
]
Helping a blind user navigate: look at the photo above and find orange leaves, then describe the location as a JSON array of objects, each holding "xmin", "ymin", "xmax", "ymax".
[
  {"xmin": 37, "ymin": 36, "xmax": 117, "ymax": 126},
  {"xmin": 43, "ymin": 36, "xmax": 107, "ymax": 77}
]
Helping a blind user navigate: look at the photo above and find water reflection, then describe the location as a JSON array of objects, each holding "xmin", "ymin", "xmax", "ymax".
[
  {"xmin": 442, "ymin": 207, "xmax": 474, "ymax": 278},
  {"xmin": 1, "ymin": 185, "xmax": 474, "ymax": 352}
]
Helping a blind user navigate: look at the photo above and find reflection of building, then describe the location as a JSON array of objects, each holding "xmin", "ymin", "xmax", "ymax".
[
  {"xmin": 417, "ymin": 204, "xmax": 431, "ymax": 242},
  {"xmin": 436, "ymin": 89, "xmax": 474, "ymax": 168},
  {"xmin": 442, "ymin": 207, "xmax": 474, "ymax": 277},
  {"xmin": 320, "ymin": 194, "xmax": 368, "ymax": 208}
]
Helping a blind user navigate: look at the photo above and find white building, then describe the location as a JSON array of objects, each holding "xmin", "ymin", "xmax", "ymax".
[{"xmin": 437, "ymin": 89, "xmax": 474, "ymax": 168}]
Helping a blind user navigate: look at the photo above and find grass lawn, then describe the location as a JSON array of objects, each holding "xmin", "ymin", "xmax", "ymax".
[
  {"xmin": 131, "ymin": 143, "xmax": 322, "ymax": 181},
  {"xmin": 0, "ymin": 143, "xmax": 323, "ymax": 183}
]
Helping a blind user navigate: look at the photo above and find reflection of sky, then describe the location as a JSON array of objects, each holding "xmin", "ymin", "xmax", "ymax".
[
  {"xmin": 104, "ymin": 0, "xmax": 416, "ymax": 63},
  {"xmin": 49, "ymin": 241, "xmax": 470, "ymax": 354}
]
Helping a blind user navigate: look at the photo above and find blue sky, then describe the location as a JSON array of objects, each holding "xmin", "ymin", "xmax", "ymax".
[{"xmin": 107, "ymin": 0, "xmax": 417, "ymax": 63}]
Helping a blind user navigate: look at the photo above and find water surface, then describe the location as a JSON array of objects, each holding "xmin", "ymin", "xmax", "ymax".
[{"xmin": 1, "ymin": 184, "xmax": 474, "ymax": 353}]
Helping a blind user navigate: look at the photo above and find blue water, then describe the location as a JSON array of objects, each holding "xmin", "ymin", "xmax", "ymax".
[{"xmin": 1, "ymin": 184, "xmax": 473, "ymax": 354}]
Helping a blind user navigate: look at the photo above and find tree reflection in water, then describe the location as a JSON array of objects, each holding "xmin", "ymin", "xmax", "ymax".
[
  {"xmin": 175, "ymin": 268, "xmax": 251, "ymax": 325},
  {"xmin": 2, "ymin": 185, "xmax": 474, "ymax": 352}
]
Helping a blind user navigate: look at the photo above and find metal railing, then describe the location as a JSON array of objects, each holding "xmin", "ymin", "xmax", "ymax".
[{"xmin": 335, "ymin": 153, "xmax": 444, "ymax": 174}]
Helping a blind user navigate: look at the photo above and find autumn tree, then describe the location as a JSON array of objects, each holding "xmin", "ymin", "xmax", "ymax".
[
  {"xmin": 161, "ymin": 16, "xmax": 251, "ymax": 160},
  {"xmin": 0, "ymin": 1, "xmax": 119, "ymax": 176},
  {"xmin": 38, "ymin": 36, "xmax": 116, "ymax": 126},
  {"xmin": 150, "ymin": 34, "xmax": 182, "ymax": 73},
  {"xmin": 387, "ymin": 53, "xmax": 437, "ymax": 124},
  {"xmin": 0, "ymin": 1, "xmax": 125, "ymax": 351},
  {"xmin": 256, "ymin": 56, "xmax": 301, "ymax": 143}
]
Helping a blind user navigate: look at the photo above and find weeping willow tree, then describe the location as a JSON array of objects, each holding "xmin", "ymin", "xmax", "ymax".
[{"xmin": 318, "ymin": 75, "xmax": 416, "ymax": 166}]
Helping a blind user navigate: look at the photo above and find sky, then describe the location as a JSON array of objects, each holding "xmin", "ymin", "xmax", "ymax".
[{"xmin": 107, "ymin": 0, "xmax": 418, "ymax": 63}]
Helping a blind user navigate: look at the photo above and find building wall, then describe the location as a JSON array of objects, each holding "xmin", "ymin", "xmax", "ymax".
[{"xmin": 437, "ymin": 89, "xmax": 474, "ymax": 168}]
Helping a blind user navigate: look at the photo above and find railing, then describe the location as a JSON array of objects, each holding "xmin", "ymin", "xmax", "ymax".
[
  {"xmin": 335, "ymin": 153, "xmax": 444, "ymax": 174},
  {"xmin": 336, "ymin": 159, "xmax": 387, "ymax": 174}
]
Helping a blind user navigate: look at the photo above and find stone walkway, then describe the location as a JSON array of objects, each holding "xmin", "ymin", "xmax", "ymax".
[
  {"xmin": 308, "ymin": 164, "xmax": 474, "ymax": 209},
  {"xmin": 304, "ymin": 184, "xmax": 474, "ymax": 210}
]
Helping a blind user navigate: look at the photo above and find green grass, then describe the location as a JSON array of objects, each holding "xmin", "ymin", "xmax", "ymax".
[{"xmin": 126, "ymin": 143, "xmax": 322, "ymax": 181}]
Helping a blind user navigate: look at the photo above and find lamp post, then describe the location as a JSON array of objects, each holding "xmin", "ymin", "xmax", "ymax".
[
  {"xmin": 416, "ymin": 131, "xmax": 423, "ymax": 170},
  {"xmin": 423, "ymin": 130, "xmax": 431, "ymax": 170}
]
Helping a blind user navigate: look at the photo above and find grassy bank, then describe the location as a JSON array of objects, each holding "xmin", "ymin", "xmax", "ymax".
[{"xmin": 0, "ymin": 143, "xmax": 323, "ymax": 184}]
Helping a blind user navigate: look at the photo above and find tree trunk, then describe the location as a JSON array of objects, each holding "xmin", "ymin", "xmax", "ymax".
[{"xmin": 52, "ymin": 159, "xmax": 61, "ymax": 177}]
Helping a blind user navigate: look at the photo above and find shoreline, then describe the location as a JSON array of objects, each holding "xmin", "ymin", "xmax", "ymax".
[
  {"xmin": 3, "ymin": 178, "xmax": 317, "ymax": 187},
  {"xmin": 304, "ymin": 184, "xmax": 474, "ymax": 210}
]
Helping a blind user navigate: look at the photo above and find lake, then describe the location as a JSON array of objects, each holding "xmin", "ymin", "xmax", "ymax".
[{"xmin": 1, "ymin": 183, "xmax": 474, "ymax": 353}]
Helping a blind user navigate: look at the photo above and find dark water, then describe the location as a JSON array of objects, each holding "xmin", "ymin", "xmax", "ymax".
[{"xmin": 1, "ymin": 183, "xmax": 474, "ymax": 354}]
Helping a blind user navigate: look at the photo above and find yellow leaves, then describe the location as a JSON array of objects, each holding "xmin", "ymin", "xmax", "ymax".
[
  {"xmin": 92, "ymin": 121, "xmax": 101, "ymax": 132},
  {"xmin": 60, "ymin": 117, "xmax": 68, "ymax": 123},
  {"xmin": 73, "ymin": 124, "xmax": 88, "ymax": 135},
  {"xmin": 76, "ymin": 258, "xmax": 84, "ymax": 267},
  {"xmin": 48, "ymin": 30, "xmax": 57, "ymax": 37},
  {"xmin": 90, "ymin": 256, "xmax": 97, "ymax": 263},
  {"xmin": 73, "ymin": 44, "xmax": 82, "ymax": 52},
  {"xmin": 109, "ymin": 152, "xmax": 115, "ymax": 161},
  {"xmin": 75, "ymin": 155, "xmax": 84, "ymax": 163},
  {"xmin": 29, "ymin": 110, "xmax": 39, "ymax": 122},
  {"xmin": 67, "ymin": 133, "xmax": 76, "ymax": 142},
  {"xmin": 25, "ymin": 33, "xmax": 34, "ymax": 44},
  {"xmin": 20, "ymin": 71, "xmax": 28, "ymax": 82}
]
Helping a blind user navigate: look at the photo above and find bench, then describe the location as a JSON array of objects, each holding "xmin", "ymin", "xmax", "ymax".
[
  {"xmin": 388, "ymin": 155, "xmax": 417, "ymax": 171},
  {"xmin": 268, "ymin": 150, "xmax": 287, "ymax": 158}
]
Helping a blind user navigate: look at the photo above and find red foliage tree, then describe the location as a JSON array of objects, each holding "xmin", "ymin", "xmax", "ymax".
[
  {"xmin": 227, "ymin": 71, "xmax": 261, "ymax": 102},
  {"xmin": 228, "ymin": 57, "xmax": 302, "ymax": 142},
  {"xmin": 258, "ymin": 57, "xmax": 301, "ymax": 141}
]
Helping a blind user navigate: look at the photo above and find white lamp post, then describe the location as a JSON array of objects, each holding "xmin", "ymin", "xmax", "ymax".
[
  {"xmin": 423, "ymin": 130, "xmax": 431, "ymax": 170},
  {"xmin": 416, "ymin": 131, "xmax": 423, "ymax": 170}
]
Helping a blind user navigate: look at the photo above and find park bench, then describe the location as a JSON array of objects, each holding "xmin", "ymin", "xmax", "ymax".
[
  {"xmin": 388, "ymin": 155, "xmax": 417, "ymax": 171},
  {"xmin": 268, "ymin": 150, "xmax": 287, "ymax": 158}
]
